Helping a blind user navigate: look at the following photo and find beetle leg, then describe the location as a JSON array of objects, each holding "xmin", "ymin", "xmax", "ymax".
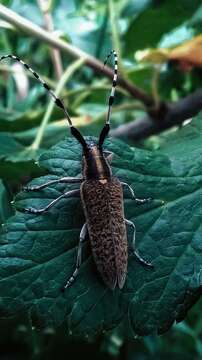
[
  {"xmin": 23, "ymin": 189, "xmax": 80, "ymax": 214},
  {"xmin": 121, "ymin": 182, "xmax": 152, "ymax": 205},
  {"xmin": 104, "ymin": 151, "xmax": 113, "ymax": 163},
  {"xmin": 62, "ymin": 223, "xmax": 87, "ymax": 291},
  {"xmin": 125, "ymin": 219, "xmax": 153, "ymax": 267},
  {"xmin": 23, "ymin": 177, "xmax": 83, "ymax": 191},
  {"xmin": 104, "ymin": 150, "xmax": 113, "ymax": 157}
]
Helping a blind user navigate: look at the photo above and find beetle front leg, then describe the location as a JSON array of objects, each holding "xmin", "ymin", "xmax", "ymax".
[
  {"xmin": 62, "ymin": 223, "xmax": 87, "ymax": 291},
  {"xmin": 121, "ymin": 182, "xmax": 152, "ymax": 205},
  {"xmin": 24, "ymin": 189, "xmax": 80, "ymax": 214},
  {"xmin": 125, "ymin": 219, "xmax": 153, "ymax": 267},
  {"xmin": 23, "ymin": 177, "xmax": 83, "ymax": 191},
  {"xmin": 104, "ymin": 151, "xmax": 113, "ymax": 163}
]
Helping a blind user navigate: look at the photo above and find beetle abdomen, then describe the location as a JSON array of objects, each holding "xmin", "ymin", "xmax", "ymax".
[{"xmin": 80, "ymin": 177, "xmax": 127, "ymax": 289}]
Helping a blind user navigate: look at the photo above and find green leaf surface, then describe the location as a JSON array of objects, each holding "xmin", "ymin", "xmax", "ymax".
[
  {"xmin": 0, "ymin": 133, "xmax": 24, "ymax": 158},
  {"xmin": 127, "ymin": 66, "xmax": 154, "ymax": 94},
  {"xmin": 124, "ymin": 0, "xmax": 201, "ymax": 55},
  {"xmin": 0, "ymin": 132, "xmax": 41, "ymax": 162},
  {"xmin": 0, "ymin": 116, "xmax": 202, "ymax": 336}
]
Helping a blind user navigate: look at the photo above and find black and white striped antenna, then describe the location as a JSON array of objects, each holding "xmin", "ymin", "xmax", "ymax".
[
  {"xmin": 0, "ymin": 54, "xmax": 88, "ymax": 148},
  {"xmin": 103, "ymin": 49, "xmax": 118, "ymax": 125},
  {"xmin": 99, "ymin": 50, "xmax": 118, "ymax": 147},
  {"xmin": 0, "ymin": 54, "xmax": 73, "ymax": 127},
  {"xmin": 0, "ymin": 52, "xmax": 118, "ymax": 149}
]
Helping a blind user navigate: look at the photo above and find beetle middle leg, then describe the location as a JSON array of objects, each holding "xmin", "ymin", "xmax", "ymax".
[
  {"xmin": 62, "ymin": 222, "xmax": 87, "ymax": 291},
  {"xmin": 121, "ymin": 182, "xmax": 152, "ymax": 205},
  {"xmin": 23, "ymin": 177, "xmax": 83, "ymax": 191},
  {"xmin": 24, "ymin": 189, "xmax": 80, "ymax": 214},
  {"xmin": 125, "ymin": 219, "xmax": 153, "ymax": 267}
]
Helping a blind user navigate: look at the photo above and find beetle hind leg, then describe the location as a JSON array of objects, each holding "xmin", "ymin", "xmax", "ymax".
[
  {"xmin": 125, "ymin": 219, "xmax": 153, "ymax": 268},
  {"xmin": 62, "ymin": 223, "xmax": 87, "ymax": 291}
]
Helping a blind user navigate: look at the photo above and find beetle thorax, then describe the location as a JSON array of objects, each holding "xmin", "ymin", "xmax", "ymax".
[{"xmin": 82, "ymin": 144, "xmax": 112, "ymax": 180}]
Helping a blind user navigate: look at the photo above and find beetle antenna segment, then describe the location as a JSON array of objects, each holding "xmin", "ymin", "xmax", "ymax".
[
  {"xmin": 103, "ymin": 49, "xmax": 118, "ymax": 126},
  {"xmin": 0, "ymin": 55, "xmax": 73, "ymax": 127},
  {"xmin": 99, "ymin": 50, "xmax": 118, "ymax": 148},
  {"xmin": 0, "ymin": 54, "xmax": 87, "ymax": 148}
]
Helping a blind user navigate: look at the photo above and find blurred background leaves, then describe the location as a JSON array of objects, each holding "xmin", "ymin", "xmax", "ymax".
[{"xmin": 0, "ymin": 0, "xmax": 202, "ymax": 359}]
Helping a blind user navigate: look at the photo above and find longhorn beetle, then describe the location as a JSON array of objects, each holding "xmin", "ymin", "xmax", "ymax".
[{"xmin": 0, "ymin": 51, "xmax": 153, "ymax": 290}]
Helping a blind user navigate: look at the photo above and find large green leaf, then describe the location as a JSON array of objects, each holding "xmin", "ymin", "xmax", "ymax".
[{"xmin": 0, "ymin": 115, "xmax": 202, "ymax": 337}]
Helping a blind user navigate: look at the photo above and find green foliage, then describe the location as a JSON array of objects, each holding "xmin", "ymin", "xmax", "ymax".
[
  {"xmin": 123, "ymin": 0, "xmax": 201, "ymax": 54},
  {"xmin": 1, "ymin": 114, "xmax": 202, "ymax": 338},
  {"xmin": 1, "ymin": 0, "xmax": 202, "ymax": 358}
]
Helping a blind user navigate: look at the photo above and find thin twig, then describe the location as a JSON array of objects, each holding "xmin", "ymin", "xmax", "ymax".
[{"xmin": 37, "ymin": 0, "xmax": 63, "ymax": 79}]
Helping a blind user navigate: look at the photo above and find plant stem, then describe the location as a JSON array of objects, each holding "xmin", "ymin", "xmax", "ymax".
[
  {"xmin": 30, "ymin": 58, "xmax": 84, "ymax": 150},
  {"xmin": 37, "ymin": 0, "xmax": 63, "ymax": 79},
  {"xmin": 151, "ymin": 65, "xmax": 161, "ymax": 110}
]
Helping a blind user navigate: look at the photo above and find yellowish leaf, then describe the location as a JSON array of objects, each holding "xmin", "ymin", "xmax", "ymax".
[{"xmin": 136, "ymin": 34, "xmax": 202, "ymax": 71}]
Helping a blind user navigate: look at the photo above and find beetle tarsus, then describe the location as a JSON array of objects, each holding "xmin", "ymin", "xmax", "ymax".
[
  {"xmin": 23, "ymin": 186, "xmax": 39, "ymax": 192},
  {"xmin": 133, "ymin": 249, "xmax": 154, "ymax": 268},
  {"xmin": 135, "ymin": 197, "xmax": 153, "ymax": 205},
  {"xmin": 24, "ymin": 207, "xmax": 45, "ymax": 214},
  {"xmin": 62, "ymin": 272, "xmax": 78, "ymax": 291}
]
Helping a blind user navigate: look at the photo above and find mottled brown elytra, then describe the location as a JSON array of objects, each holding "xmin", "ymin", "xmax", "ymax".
[{"xmin": 0, "ymin": 51, "xmax": 153, "ymax": 290}]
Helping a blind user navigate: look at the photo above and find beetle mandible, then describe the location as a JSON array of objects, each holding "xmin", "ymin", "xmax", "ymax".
[{"xmin": 0, "ymin": 51, "xmax": 153, "ymax": 290}]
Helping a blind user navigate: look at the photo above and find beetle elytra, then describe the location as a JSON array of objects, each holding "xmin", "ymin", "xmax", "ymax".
[{"xmin": 0, "ymin": 51, "xmax": 153, "ymax": 290}]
